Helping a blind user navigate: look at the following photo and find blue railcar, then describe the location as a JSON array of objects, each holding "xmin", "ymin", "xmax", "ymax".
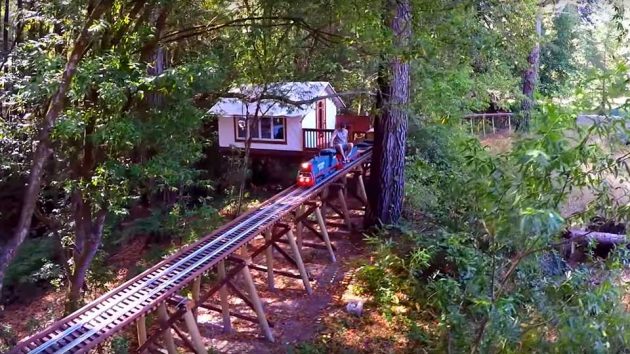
[{"xmin": 296, "ymin": 142, "xmax": 371, "ymax": 187}]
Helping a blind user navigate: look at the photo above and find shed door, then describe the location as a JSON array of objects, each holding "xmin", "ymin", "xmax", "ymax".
[
  {"xmin": 316, "ymin": 100, "xmax": 326, "ymax": 147},
  {"xmin": 316, "ymin": 100, "xmax": 326, "ymax": 129}
]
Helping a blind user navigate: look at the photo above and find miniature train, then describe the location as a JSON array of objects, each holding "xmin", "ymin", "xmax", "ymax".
[{"xmin": 296, "ymin": 141, "xmax": 372, "ymax": 187}]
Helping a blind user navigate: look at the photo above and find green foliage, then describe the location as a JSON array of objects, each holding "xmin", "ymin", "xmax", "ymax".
[
  {"xmin": 4, "ymin": 238, "xmax": 63, "ymax": 289},
  {"xmin": 540, "ymin": 6, "xmax": 580, "ymax": 96},
  {"xmin": 0, "ymin": 324, "xmax": 17, "ymax": 352},
  {"xmin": 110, "ymin": 336, "xmax": 129, "ymax": 354},
  {"xmin": 357, "ymin": 102, "xmax": 630, "ymax": 352}
]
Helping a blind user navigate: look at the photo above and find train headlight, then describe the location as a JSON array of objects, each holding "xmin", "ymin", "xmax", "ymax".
[{"xmin": 301, "ymin": 162, "xmax": 312, "ymax": 171}]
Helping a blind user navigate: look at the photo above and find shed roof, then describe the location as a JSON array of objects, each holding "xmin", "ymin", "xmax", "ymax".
[{"xmin": 208, "ymin": 81, "xmax": 345, "ymax": 118}]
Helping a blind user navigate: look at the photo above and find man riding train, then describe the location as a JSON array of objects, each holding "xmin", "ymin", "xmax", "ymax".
[{"xmin": 330, "ymin": 123, "xmax": 353, "ymax": 163}]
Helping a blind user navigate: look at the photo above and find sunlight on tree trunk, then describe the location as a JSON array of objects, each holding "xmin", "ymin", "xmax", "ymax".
[
  {"xmin": 366, "ymin": 0, "xmax": 411, "ymax": 226},
  {"xmin": 519, "ymin": 12, "xmax": 542, "ymax": 132},
  {"xmin": 66, "ymin": 191, "xmax": 107, "ymax": 313}
]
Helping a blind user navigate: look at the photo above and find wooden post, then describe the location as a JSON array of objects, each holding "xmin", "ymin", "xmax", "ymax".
[
  {"xmin": 136, "ymin": 315, "xmax": 147, "ymax": 352},
  {"xmin": 217, "ymin": 260, "xmax": 232, "ymax": 333},
  {"xmin": 286, "ymin": 229, "xmax": 313, "ymax": 295},
  {"xmin": 240, "ymin": 265, "xmax": 274, "ymax": 342},
  {"xmin": 240, "ymin": 242, "xmax": 248, "ymax": 258},
  {"xmin": 321, "ymin": 187, "xmax": 329, "ymax": 217},
  {"xmin": 315, "ymin": 206, "xmax": 336, "ymax": 262},
  {"xmin": 337, "ymin": 188, "xmax": 352, "ymax": 230},
  {"xmin": 264, "ymin": 230, "xmax": 275, "ymax": 290},
  {"xmin": 491, "ymin": 115, "xmax": 496, "ymax": 134},
  {"xmin": 157, "ymin": 303, "xmax": 177, "ymax": 354},
  {"xmin": 182, "ymin": 305, "xmax": 207, "ymax": 353},
  {"xmin": 508, "ymin": 115, "xmax": 512, "ymax": 132},
  {"xmin": 296, "ymin": 206, "xmax": 304, "ymax": 250},
  {"xmin": 192, "ymin": 276, "xmax": 201, "ymax": 319},
  {"xmin": 481, "ymin": 115, "xmax": 486, "ymax": 136},
  {"xmin": 356, "ymin": 173, "xmax": 368, "ymax": 206}
]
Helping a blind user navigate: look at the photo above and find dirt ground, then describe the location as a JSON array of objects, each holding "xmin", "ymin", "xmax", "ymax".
[
  {"xmin": 193, "ymin": 200, "xmax": 373, "ymax": 353},
  {"xmin": 0, "ymin": 193, "xmax": 390, "ymax": 353}
]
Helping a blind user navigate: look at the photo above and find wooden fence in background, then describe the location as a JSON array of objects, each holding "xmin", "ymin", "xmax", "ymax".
[{"xmin": 463, "ymin": 113, "xmax": 514, "ymax": 137}]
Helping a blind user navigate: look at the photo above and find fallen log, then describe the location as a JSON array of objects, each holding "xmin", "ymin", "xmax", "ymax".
[{"xmin": 565, "ymin": 229, "xmax": 628, "ymax": 245}]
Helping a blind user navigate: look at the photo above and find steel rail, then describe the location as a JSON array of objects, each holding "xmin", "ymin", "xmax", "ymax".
[
  {"xmin": 55, "ymin": 193, "xmax": 311, "ymax": 353},
  {"xmin": 10, "ymin": 148, "xmax": 372, "ymax": 354},
  {"xmin": 32, "ymin": 186, "xmax": 306, "ymax": 354},
  {"xmin": 12, "ymin": 183, "xmax": 304, "ymax": 353},
  {"xmin": 15, "ymin": 183, "xmax": 307, "ymax": 353}
]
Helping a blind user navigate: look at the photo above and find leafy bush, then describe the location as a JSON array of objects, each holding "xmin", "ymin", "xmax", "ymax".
[
  {"xmin": 359, "ymin": 105, "xmax": 630, "ymax": 352},
  {"xmin": 110, "ymin": 336, "xmax": 129, "ymax": 354},
  {"xmin": 4, "ymin": 237, "xmax": 63, "ymax": 291}
]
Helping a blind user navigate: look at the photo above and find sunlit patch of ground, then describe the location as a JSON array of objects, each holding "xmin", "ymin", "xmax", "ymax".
[{"xmin": 479, "ymin": 130, "xmax": 514, "ymax": 154}]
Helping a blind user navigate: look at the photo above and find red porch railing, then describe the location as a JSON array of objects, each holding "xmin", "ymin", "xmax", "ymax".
[
  {"xmin": 303, "ymin": 128, "xmax": 335, "ymax": 150},
  {"xmin": 303, "ymin": 128, "xmax": 369, "ymax": 150}
]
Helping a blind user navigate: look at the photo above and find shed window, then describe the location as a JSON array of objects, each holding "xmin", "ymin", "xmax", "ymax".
[{"xmin": 235, "ymin": 117, "xmax": 285, "ymax": 142}]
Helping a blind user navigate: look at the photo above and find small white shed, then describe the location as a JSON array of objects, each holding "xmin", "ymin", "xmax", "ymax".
[{"xmin": 209, "ymin": 81, "xmax": 346, "ymax": 155}]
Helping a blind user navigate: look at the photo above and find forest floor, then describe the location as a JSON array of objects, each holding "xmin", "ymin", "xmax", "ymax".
[{"xmin": 1, "ymin": 193, "xmax": 409, "ymax": 353}]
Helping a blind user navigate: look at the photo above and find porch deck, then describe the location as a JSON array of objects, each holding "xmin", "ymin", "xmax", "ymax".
[{"xmin": 303, "ymin": 128, "xmax": 367, "ymax": 151}]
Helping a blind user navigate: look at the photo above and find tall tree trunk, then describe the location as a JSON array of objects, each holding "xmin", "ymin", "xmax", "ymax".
[
  {"xmin": 519, "ymin": 12, "xmax": 542, "ymax": 132},
  {"xmin": 235, "ymin": 85, "xmax": 267, "ymax": 217},
  {"xmin": 15, "ymin": 0, "xmax": 21, "ymax": 42},
  {"xmin": 0, "ymin": 0, "xmax": 113, "ymax": 300},
  {"xmin": 66, "ymin": 190, "xmax": 107, "ymax": 313},
  {"xmin": 3, "ymin": 0, "xmax": 9, "ymax": 52},
  {"xmin": 365, "ymin": 0, "xmax": 411, "ymax": 226}
]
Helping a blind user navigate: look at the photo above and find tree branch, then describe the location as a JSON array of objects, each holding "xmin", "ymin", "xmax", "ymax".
[
  {"xmin": 213, "ymin": 90, "xmax": 374, "ymax": 109},
  {"xmin": 160, "ymin": 16, "xmax": 343, "ymax": 45}
]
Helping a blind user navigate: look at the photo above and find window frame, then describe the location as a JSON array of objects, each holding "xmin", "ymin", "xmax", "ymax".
[{"xmin": 233, "ymin": 116, "xmax": 287, "ymax": 144}]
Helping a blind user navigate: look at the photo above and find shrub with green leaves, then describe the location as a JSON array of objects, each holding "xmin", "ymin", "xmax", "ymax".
[{"xmin": 359, "ymin": 104, "xmax": 630, "ymax": 352}]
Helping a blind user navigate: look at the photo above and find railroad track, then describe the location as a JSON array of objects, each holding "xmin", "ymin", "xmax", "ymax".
[{"xmin": 10, "ymin": 148, "xmax": 372, "ymax": 354}]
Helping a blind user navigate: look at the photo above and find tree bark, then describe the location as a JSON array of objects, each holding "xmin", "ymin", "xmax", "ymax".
[
  {"xmin": 235, "ymin": 85, "xmax": 268, "ymax": 217},
  {"xmin": 365, "ymin": 0, "xmax": 411, "ymax": 226},
  {"xmin": 3, "ymin": 0, "xmax": 9, "ymax": 52},
  {"xmin": 0, "ymin": 0, "xmax": 113, "ymax": 300},
  {"xmin": 566, "ymin": 229, "xmax": 627, "ymax": 246},
  {"xmin": 15, "ymin": 0, "xmax": 21, "ymax": 43},
  {"xmin": 518, "ymin": 12, "xmax": 542, "ymax": 132},
  {"xmin": 66, "ymin": 190, "xmax": 107, "ymax": 313}
]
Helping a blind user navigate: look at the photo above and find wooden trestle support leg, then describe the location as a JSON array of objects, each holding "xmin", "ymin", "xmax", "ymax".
[
  {"xmin": 192, "ymin": 276, "xmax": 201, "ymax": 320},
  {"xmin": 286, "ymin": 229, "xmax": 313, "ymax": 295},
  {"xmin": 136, "ymin": 315, "xmax": 147, "ymax": 353},
  {"xmin": 182, "ymin": 301, "xmax": 208, "ymax": 353},
  {"xmin": 264, "ymin": 229, "xmax": 275, "ymax": 290},
  {"xmin": 217, "ymin": 260, "xmax": 232, "ymax": 333},
  {"xmin": 240, "ymin": 263, "xmax": 275, "ymax": 342},
  {"xmin": 315, "ymin": 206, "xmax": 336, "ymax": 262},
  {"xmin": 134, "ymin": 164, "xmax": 370, "ymax": 352},
  {"xmin": 157, "ymin": 303, "xmax": 178, "ymax": 354}
]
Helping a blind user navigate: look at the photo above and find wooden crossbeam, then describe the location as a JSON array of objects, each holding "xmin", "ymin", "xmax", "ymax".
[
  {"xmin": 172, "ymin": 323, "xmax": 198, "ymax": 353},
  {"xmin": 275, "ymin": 238, "xmax": 330, "ymax": 251},
  {"xmin": 249, "ymin": 263, "xmax": 306, "ymax": 280},
  {"xmin": 137, "ymin": 305, "xmax": 186, "ymax": 353},
  {"xmin": 198, "ymin": 303, "xmax": 270, "ymax": 326},
  {"xmin": 301, "ymin": 221, "xmax": 337, "ymax": 251}
]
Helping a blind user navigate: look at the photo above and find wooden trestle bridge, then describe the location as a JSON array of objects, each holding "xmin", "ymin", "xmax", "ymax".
[{"xmin": 9, "ymin": 147, "xmax": 373, "ymax": 354}]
